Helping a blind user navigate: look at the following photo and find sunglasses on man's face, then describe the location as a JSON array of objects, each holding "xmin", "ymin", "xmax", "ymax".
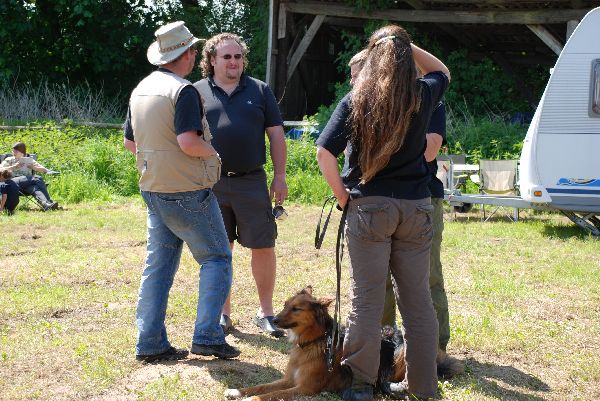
[{"xmin": 220, "ymin": 54, "xmax": 243, "ymax": 60}]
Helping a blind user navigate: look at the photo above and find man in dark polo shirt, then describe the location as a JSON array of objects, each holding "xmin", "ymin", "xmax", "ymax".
[{"xmin": 194, "ymin": 32, "xmax": 288, "ymax": 337}]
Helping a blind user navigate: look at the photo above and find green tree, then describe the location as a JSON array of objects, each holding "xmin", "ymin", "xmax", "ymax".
[
  {"xmin": 185, "ymin": 0, "xmax": 269, "ymax": 80},
  {"xmin": 0, "ymin": 0, "xmax": 179, "ymax": 96}
]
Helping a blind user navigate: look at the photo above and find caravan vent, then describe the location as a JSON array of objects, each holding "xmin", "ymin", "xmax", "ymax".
[{"xmin": 591, "ymin": 59, "xmax": 600, "ymax": 117}]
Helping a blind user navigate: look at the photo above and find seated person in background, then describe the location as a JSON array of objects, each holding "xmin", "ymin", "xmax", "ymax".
[
  {"xmin": 0, "ymin": 142, "xmax": 58, "ymax": 211},
  {"xmin": 0, "ymin": 169, "xmax": 20, "ymax": 215}
]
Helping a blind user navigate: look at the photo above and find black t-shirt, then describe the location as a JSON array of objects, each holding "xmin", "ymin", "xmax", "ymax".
[
  {"xmin": 124, "ymin": 68, "xmax": 203, "ymax": 141},
  {"xmin": 316, "ymin": 72, "xmax": 448, "ymax": 200},
  {"xmin": 0, "ymin": 179, "xmax": 19, "ymax": 210},
  {"xmin": 427, "ymin": 102, "xmax": 447, "ymax": 199},
  {"xmin": 194, "ymin": 74, "xmax": 283, "ymax": 173}
]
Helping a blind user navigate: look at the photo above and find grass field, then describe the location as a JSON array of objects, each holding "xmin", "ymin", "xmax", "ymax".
[{"xmin": 0, "ymin": 200, "xmax": 598, "ymax": 401}]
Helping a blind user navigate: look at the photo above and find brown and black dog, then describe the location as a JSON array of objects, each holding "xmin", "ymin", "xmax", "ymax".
[{"xmin": 224, "ymin": 286, "xmax": 462, "ymax": 401}]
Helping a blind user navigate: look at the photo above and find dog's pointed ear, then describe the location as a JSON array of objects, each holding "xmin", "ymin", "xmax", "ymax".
[
  {"xmin": 317, "ymin": 297, "xmax": 334, "ymax": 308},
  {"xmin": 300, "ymin": 286, "xmax": 313, "ymax": 296}
]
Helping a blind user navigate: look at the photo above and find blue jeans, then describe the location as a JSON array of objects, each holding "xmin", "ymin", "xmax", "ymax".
[{"xmin": 136, "ymin": 189, "xmax": 232, "ymax": 356}]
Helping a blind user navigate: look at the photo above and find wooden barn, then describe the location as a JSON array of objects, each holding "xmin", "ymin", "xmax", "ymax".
[{"xmin": 265, "ymin": 0, "xmax": 600, "ymax": 120}]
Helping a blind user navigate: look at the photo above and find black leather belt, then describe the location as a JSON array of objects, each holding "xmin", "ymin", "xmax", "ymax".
[{"xmin": 222, "ymin": 168, "xmax": 262, "ymax": 178}]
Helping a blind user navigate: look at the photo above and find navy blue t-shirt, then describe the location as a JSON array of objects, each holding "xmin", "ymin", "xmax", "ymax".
[
  {"xmin": 317, "ymin": 72, "xmax": 448, "ymax": 200},
  {"xmin": 124, "ymin": 68, "xmax": 203, "ymax": 141},
  {"xmin": 0, "ymin": 179, "xmax": 19, "ymax": 211},
  {"xmin": 427, "ymin": 102, "xmax": 447, "ymax": 199},
  {"xmin": 194, "ymin": 74, "xmax": 283, "ymax": 173}
]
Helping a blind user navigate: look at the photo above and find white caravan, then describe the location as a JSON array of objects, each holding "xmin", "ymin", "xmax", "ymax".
[{"xmin": 448, "ymin": 6, "xmax": 600, "ymax": 235}]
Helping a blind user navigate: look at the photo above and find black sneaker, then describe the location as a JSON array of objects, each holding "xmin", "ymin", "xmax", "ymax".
[
  {"xmin": 220, "ymin": 314, "xmax": 233, "ymax": 334},
  {"xmin": 254, "ymin": 315, "xmax": 284, "ymax": 338},
  {"xmin": 135, "ymin": 346, "xmax": 189, "ymax": 363},
  {"xmin": 341, "ymin": 384, "xmax": 374, "ymax": 401},
  {"xmin": 191, "ymin": 342, "xmax": 240, "ymax": 359}
]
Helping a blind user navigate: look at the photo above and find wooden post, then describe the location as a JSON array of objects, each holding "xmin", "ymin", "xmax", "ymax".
[
  {"xmin": 286, "ymin": 14, "xmax": 325, "ymax": 82},
  {"xmin": 278, "ymin": 2, "xmax": 287, "ymax": 39},
  {"xmin": 527, "ymin": 24, "xmax": 563, "ymax": 56},
  {"xmin": 274, "ymin": 4, "xmax": 291, "ymax": 111},
  {"xmin": 566, "ymin": 19, "xmax": 579, "ymax": 41},
  {"xmin": 266, "ymin": 0, "xmax": 275, "ymax": 86}
]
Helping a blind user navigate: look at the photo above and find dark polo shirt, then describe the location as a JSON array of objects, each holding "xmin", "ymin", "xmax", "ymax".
[
  {"xmin": 317, "ymin": 72, "xmax": 448, "ymax": 200},
  {"xmin": 194, "ymin": 74, "xmax": 283, "ymax": 173},
  {"xmin": 427, "ymin": 102, "xmax": 447, "ymax": 199}
]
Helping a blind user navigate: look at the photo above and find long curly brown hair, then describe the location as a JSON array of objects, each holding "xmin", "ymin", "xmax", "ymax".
[
  {"xmin": 199, "ymin": 32, "xmax": 249, "ymax": 78},
  {"xmin": 350, "ymin": 25, "xmax": 420, "ymax": 183}
]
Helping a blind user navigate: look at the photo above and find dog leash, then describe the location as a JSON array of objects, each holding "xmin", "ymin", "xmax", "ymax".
[
  {"xmin": 325, "ymin": 201, "xmax": 348, "ymax": 372},
  {"xmin": 314, "ymin": 195, "xmax": 337, "ymax": 249}
]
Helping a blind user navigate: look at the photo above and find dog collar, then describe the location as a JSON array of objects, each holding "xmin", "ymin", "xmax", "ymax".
[{"xmin": 297, "ymin": 333, "xmax": 328, "ymax": 349}]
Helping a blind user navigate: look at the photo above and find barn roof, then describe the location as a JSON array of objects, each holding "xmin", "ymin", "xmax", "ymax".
[{"xmin": 267, "ymin": 0, "xmax": 600, "ymax": 119}]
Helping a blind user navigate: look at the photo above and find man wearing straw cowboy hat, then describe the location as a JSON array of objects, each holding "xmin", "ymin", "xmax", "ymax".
[{"xmin": 124, "ymin": 21, "xmax": 240, "ymax": 362}]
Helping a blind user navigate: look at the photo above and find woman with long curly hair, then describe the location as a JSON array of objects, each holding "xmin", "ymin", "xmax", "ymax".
[{"xmin": 316, "ymin": 25, "xmax": 450, "ymax": 401}]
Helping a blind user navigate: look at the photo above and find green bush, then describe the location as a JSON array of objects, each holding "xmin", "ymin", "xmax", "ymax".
[
  {"xmin": 49, "ymin": 172, "xmax": 114, "ymax": 203},
  {"xmin": 1, "ymin": 124, "xmax": 334, "ymax": 205},
  {"xmin": 0, "ymin": 124, "xmax": 139, "ymax": 203},
  {"xmin": 446, "ymin": 106, "xmax": 527, "ymax": 163},
  {"xmin": 265, "ymin": 134, "xmax": 334, "ymax": 204}
]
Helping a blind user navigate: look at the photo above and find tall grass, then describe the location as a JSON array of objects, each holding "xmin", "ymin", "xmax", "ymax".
[
  {"xmin": 0, "ymin": 80, "xmax": 125, "ymax": 123},
  {"xmin": 0, "ymin": 125, "xmax": 332, "ymax": 205}
]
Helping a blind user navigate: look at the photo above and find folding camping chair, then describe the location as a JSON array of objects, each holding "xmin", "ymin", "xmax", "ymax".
[
  {"xmin": 438, "ymin": 153, "xmax": 468, "ymax": 190},
  {"xmin": 0, "ymin": 153, "xmax": 54, "ymax": 211},
  {"xmin": 436, "ymin": 158, "xmax": 451, "ymax": 190},
  {"xmin": 473, "ymin": 159, "xmax": 519, "ymax": 222}
]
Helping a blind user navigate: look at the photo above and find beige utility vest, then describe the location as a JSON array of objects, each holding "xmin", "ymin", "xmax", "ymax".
[{"xmin": 130, "ymin": 70, "xmax": 221, "ymax": 192}]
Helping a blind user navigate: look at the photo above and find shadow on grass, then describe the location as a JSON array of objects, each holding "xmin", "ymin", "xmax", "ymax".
[
  {"xmin": 451, "ymin": 358, "xmax": 550, "ymax": 401},
  {"xmin": 231, "ymin": 330, "xmax": 291, "ymax": 353},
  {"xmin": 541, "ymin": 223, "xmax": 596, "ymax": 240},
  {"xmin": 182, "ymin": 358, "xmax": 282, "ymax": 389}
]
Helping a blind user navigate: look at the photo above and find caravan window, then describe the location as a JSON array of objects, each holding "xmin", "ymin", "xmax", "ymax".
[{"xmin": 592, "ymin": 60, "xmax": 600, "ymax": 117}]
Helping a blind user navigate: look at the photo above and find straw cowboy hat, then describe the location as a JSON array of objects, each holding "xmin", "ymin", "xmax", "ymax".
[{"xmin": 147, "ymin": 21, "xmax": 204, "ymax": 66}]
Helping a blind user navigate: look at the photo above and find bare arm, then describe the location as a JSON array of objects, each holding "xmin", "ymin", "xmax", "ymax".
[
  {"xmin": 124, "ymin": 138, "xmax": 136, "ymax": 154},
  {"xmin": 30, "ymin": 160, "xmax": 50, "ymax": 174},
  {"xmin": 0, "ymin": 193, "xmax": 6, "ymax": 211},
  {"xmin": 412, "ymin": 43, "xmax": 451, "ymax": 81},
  {"xmin": 177, "ymin": 131, "xmax": 218, "ymax": 158},
  {"xmin": 425, "ymin": 133, "xmax": 443, "ymax": 162},
  {"xmin": 316, "ymin": 146, "xmax": 349, "ymax": 209},
  {"xmin": 266, "ymin": 125, "xmax": 288, "ymax": 204}
]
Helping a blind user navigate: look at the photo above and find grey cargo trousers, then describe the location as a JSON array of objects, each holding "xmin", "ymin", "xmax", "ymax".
[{"xmin": 341, "ymin": 196, "xmax": 438, "ymax": 399}]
